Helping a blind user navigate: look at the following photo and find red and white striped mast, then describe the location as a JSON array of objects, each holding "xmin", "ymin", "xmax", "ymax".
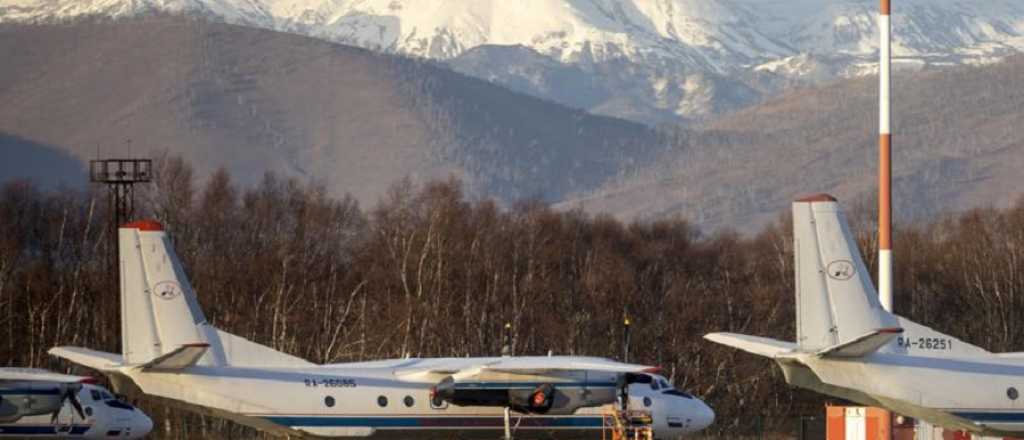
[{"xmin": 878, "ymin": 0, "xmax": 894, "ymax": 312}]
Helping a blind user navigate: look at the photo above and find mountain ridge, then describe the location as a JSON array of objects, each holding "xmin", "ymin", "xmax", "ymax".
[
  {"xmin": 3, "ymin": 17, "xmax": 1024, "ymax": 233},
  {"xmin": 0, "ymin": 17, "xmax": 659, "ymax": 206},
  {"xmin": 4, "ymin": 0, "xmax": 1023, "ymax": 124},
  {"xmin": 562, "ymin": 55, "xmax": 1024, "ymax": 232}
]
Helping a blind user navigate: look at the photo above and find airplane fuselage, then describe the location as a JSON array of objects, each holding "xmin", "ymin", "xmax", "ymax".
[
  {"xmin": 111, "ymin": 362, "xmax": 711, "ymax": 439},
  {"xmin": 784, "ymin": 351, "xmax": 1024, "ymax": 436}
]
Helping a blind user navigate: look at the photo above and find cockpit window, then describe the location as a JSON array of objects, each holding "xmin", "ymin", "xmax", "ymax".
[
  {"xmin": 90, "ymin": 390, "xmax": 102, "ymax": 401},
  {"xmin": 100, "ymin": 391, "xmax": 113, "ymax": 400},
  {"xmin": 650, "ymin": 380, "xmax": 661, "ymax": 391},
  {"xmin": 659, "ymin": 379, "xmax": 670, "ymax": 389},
  {"xmin": 663, "ymin": 389, "xmax": 693, "ymax": 399},
  {"xmin": 105, "ymin": 400, "xmax": 135, "ymax": 411}
]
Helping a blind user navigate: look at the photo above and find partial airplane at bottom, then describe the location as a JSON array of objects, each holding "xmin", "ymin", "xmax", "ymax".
[
  {"xmin": 708, "ymin": 194, "xmax": 1024, "ymax": 437},
  {"xmin": 0, "ymin": 368, "xmax": 152, "ymax": 438},
  {"xmin": 50, "ymin": 220, "xmax": 714, "ymax": 439}
]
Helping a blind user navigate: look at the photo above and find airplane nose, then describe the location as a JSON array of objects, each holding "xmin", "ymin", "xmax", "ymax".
[
  {"xmin": 693, "ymin": 400, "xmax": 715, "ymax": 431},
  {"xmin": 133, "ymin": 412, "xmax": 154, "ymax": 439}
]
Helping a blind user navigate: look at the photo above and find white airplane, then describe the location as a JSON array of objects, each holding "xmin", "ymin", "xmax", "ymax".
[
  {"xmin": 0, "ymin": 368, "xmax": 152, "ymax": 438},
  {"xmin": 49, "ymin": 220, "xmax": 714, "ymax": 439},
  {"xmin": 706, "ymin": 194, "xmax": 1024, "ymax": 437}
]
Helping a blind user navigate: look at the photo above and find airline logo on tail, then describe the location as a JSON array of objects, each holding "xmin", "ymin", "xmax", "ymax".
[
  {"xmin": 827, "ymin": 261, "xmax": 855, "ymax": 281},
  {"xmin": 154, "ymin": 281, "xmax": 183, "ymax": 300}
]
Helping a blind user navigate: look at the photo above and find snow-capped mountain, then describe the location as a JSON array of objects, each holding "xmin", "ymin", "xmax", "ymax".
[
  {"xmin": 1, "ymin": 0, "xmax": 791, "ymax": 68},
  {"xmin": 3, "ymin": 0, "xmax": 1024, "ymax": 123}
]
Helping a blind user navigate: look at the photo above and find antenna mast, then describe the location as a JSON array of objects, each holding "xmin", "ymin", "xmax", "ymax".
[{"xmin": 878, "ymin": 0, "xmax": 893, "ymax": 312}]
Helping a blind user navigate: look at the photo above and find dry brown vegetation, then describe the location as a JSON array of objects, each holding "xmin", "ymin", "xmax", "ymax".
[{"xmin": 2, "ymin": 157, "xmax": 1024, "ymax": 438}]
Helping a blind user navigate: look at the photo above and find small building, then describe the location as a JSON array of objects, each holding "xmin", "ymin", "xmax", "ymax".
[
  {"xmin": 826, "ymin": 406, "xmax": 891, "ymax": 440},
  {"xmin": 826, "ymin": 405, "xmax": 1021, "ymax": 440}
]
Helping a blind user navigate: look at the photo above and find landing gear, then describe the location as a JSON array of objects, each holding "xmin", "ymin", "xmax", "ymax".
[{"xmin": 504, "ymin": 407, "xmax": 512, "ymax": 440}]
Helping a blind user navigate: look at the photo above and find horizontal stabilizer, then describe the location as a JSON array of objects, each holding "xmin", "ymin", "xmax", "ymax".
[
  {"xmin": 704, "ymin": 333, "xmax": 797, "ymax": 358},
  {"xmin": 0, "ymin": 368, "xmax": 89, "ymax": 383},
  {"xmin": 141, "ymin": 343, "xmax": 209, "ymax": 371},
  {"xmin": 816, "ymin": 328, "xmax": 903, "ymax": 358},
  {"xmin": 49, "ymin": 347, "xmax": 124, "ymax": 372}
]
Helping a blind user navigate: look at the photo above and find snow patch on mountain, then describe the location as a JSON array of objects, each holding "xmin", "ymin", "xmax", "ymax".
[{"xmin": 2, "ymin": 0, "xmax": 1024, "ymax": 123}]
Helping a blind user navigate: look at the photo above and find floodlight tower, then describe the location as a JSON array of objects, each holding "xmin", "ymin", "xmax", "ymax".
[
  {"xmin": 878, "ymin": 0, "xmax": 894, "ymax": 313},
  {"xmin": 89, "ymin": 159, "xmax": 153, "ymax": 284}
]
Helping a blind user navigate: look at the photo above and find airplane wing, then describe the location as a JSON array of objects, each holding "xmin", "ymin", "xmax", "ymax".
[
  {"xmin": 704, "ymin": 333, "xmax": 797, "ymax": 358},
  {"xmin": 815, "ymin": 328, "xmax": 903, "ymax": 358},
  {"xmin": 0, "ymin": 368, "xmax": 89, "ymax": 383},
  {"xmin": 395, "ymin": 357, "xmax": 656, "ymax": 380},
  {"xmin": 481, "ymin": 357, "xmax": 657, "ymax": 374}
]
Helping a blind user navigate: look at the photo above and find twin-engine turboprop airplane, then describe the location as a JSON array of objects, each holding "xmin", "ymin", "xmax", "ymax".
[
  {"xmin": 707, "ymin": 194, "xmax": 1024, "ymax": 437},
  {"xmin": 50, "ymin": 220, "xmax": 714, "ymax": 439},
  {"xmin": 0, "ymin": 368, "xmax": 152, "ymax": 438}
]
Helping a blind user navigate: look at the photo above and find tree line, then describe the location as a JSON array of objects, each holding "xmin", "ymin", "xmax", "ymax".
[{"xmin": 1, "ymin": 156, "xmax": 1023, "ymax": 438}]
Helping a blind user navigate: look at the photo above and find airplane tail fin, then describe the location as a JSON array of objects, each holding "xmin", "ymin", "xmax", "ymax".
[
  {"xmin": 792, "ymin": 195, "xmax": 901, "ymax": 352},
  {"xmin": 707, "ymin": 195, "xmax": 990, "ymax": 360},
  {"xmin": 119, "ymin": 220, "xmax": 214, "ymax": 365},
  {"xmin": 118, "ymin": 221, "xmax": 312, "ymax": 368}
]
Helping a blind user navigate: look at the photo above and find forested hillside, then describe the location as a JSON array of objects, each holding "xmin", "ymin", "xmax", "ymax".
[
  {"xmin": 3, "ymin": 158, "xmax": 1024, "ymax": 438},
  {"xmin": 0, "ymin": 17, "xmax": 658, "ymax": 205},
  {"xmin": 569, "ymin": 56, "xmax": 1024, "ymax": 232},
  {"xmin": 4, "ymin": 18, "xmax": 1024, "ymax": 233}
]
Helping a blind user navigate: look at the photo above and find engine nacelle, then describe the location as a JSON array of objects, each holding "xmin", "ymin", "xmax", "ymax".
[
  {"xmin": 431, "ymin": 376, "xmax": 618, "ymax": 415},
  {"xmin": 508, "ymin": 383, "xmax": 554, "ymax": 413}
]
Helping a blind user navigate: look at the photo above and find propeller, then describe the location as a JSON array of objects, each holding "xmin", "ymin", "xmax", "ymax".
[{"xmin": 50, "ymin": 383, "xmax": 86, "ymax": 424}]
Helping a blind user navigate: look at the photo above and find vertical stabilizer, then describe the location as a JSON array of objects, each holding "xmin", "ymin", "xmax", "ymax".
[
  {"xmin": 118, "ymin": 220, "xmax": 311, "ymax": 368},
  {"xmin": 793, "ymin": 195, "xmax": 899, "ymax": 352},
  {"xmin": 120, "ymin": 221, "xmax": 210, "ymax": 365}
]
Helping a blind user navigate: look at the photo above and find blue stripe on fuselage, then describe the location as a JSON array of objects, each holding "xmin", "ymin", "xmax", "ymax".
[
  {"xmin": 263, "ymin": 415, "xmax": 606, "ymax": 429},
  {"xmin": 953, "ymin": 411, "xmax": 1024, "ymax": 423},
  {"xmin": 0, "ymin": 425, "xmax": 91, "ymax": 435}
]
